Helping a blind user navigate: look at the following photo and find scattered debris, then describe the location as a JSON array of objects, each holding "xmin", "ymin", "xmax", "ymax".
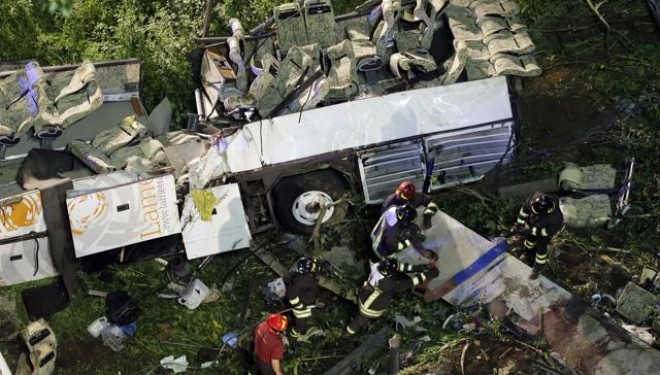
[
  {"xmin": 177, "ymin": 278, "xmax": 210, "ymax": 310},
  {"xmin": 86, "ymin": 316, "xmax": 110, "ymax": 338},
  {"xmin": 15, "ymin": 319, "xmax": 57, "ymax": 375},
  {"xmin": 160, "ymin": 355, "xmax": 189, "ymax": 374}
]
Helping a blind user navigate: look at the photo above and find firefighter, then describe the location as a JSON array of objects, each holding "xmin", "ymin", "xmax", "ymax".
[
  {"xmin": 381, "ymin": 181, "xmax": 440, "ymax": 228},
  {"xmin": 381, "ymin": 181, "xmax": 417, "ymax": 213},
  {"xmin": 249, "ymin": 313, "xmax": 288, "ymax": 375},
  {"xmin": 512, "ymin": 192, "xmax": 564, "ymax": 279},
  {"xmin": 286, "ymin": 257, "xmax": 320, "ymax": 344},
  {"xmin": 370, "ymin": 203, "xmax": 436, "ymax": 269},
  {"xmin": 346, "ymin": 258, "xmax": 439, "ymax": 335}
]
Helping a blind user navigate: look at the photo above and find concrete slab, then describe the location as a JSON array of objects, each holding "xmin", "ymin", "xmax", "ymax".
[{"xmin": 616, "ymin": 282, "xmax": 657, "ymax": 324}]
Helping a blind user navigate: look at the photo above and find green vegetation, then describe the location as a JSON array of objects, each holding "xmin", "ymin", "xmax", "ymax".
[
  {"xmin": 0, "ymin": 0, "xmax": 360, "ymax": 126},
  {"xmin": 1, "ymin": 0, "xmax": 659, "ymax": 374}
]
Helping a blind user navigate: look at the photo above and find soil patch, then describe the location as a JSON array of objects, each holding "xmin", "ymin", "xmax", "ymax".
[
  {"xmin": 56, "ymin": 337, "xmax": 113, "ymax": 370},
  {"xmin": 436, "ymin": 336, "xmax": 543, "ymax": 375},
  {"xmin": 519, "ymin": 94, "xmax": 616, "ymax": 152}
]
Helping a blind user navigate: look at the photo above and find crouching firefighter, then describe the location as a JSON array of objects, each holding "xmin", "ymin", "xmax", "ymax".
[
  {"xmin": 346, "ymin": 258, "xmax": 439, "ymax": 335},
  {"xmin": 370, "ymin": 204, "xmax": 436, "ymax": 271},
  {"xmin": 286, "ymin": 257, "xmax": 320, "ymax": 344},
  {"xmin": 381, "ymin": 180, "xmax": 439, "ymax": 228},
  {"xmin": 512, "ymin": 192, "xmax": 564, "ymax": 279}
]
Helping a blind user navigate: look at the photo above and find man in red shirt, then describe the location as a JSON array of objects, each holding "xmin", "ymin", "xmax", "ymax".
[{"xmin": 249, "ymin": 313, "xmax": 288, "ymax": 375}]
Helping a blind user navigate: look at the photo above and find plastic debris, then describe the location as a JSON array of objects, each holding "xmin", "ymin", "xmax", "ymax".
[
  {"xmin": 160, "ymin": 355, "xmax": 189, "ymax": 373},
  {"xmin": 222, "ymin": 332, "xmax": 239, "ymax": 348}
]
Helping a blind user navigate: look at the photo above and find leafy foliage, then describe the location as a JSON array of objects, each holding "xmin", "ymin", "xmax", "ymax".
[{"xmin": 1, "ymin": 0, "xmax": 205, "ymax": 126}]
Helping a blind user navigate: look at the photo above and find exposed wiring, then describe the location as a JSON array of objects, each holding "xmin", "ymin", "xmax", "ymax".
[{"xmin": 32, "ymin": 234, "xmax": 39, "ymax": 276}]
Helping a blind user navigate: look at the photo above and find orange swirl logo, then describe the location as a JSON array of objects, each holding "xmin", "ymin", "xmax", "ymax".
[
  {"xmin": 0, "ymin": 193, "xmax": 42, "ymax": 232},
  {"xmin": 67, "ymin": 192, "xmax": 108, "ymax": 235}
]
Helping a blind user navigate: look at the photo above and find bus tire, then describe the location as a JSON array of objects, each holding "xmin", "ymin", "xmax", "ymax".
[{"xmin": 272, "ymin": 170, "xmax": 347, "ymax": 235}]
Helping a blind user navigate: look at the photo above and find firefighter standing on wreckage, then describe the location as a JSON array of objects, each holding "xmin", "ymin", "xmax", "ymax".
[
  {"xmin": 511, "ymin": 191, "xmax": 564, "ymax": 279},
  {"xmin": 285, "ymin": 257, "xmax": 320, "ymax": 347}
]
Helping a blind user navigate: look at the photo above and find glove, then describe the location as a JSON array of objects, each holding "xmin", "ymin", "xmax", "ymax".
[
  {"xmin": 421, "ymin": 249, "xmax": 438, "ymax": 262},
  {"xmin": 401, "ymin": 228, "xmax": 415, "ymax": 240},
  {"xmin": 425, "ymin": 267, "xmax": 439, "ymax": 279},
  {"xmin": 408, "ymin": 223, "xmax": 422, "ymax": 234},
  {"xmin": 510, "ymin": 223, "xmax": 524, "ymax": 234}
]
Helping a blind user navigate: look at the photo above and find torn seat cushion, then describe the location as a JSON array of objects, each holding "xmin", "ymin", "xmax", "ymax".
[
  {"xmin": 559, "ymin": 194, "xmax": 612, "ymax": 228},
  {"xmin": 68, "ymin": 140, "xmax": 118, "ymax": 174},
  {"xmin": 559, "ymin": 163, "xmax": 618, "ymax": 192},
  {"xmin": 255, "ymin": 44, "xmax": 326, "ymax": 116},
  {"xmin": 325, "ymin": 40, "xmax": 360, "ymax": 99},
  {"xmin": 48, "ymin": 61, "xmax": 104, "ymax": 128},
  {"xmin": 91, "ymin": 115, "xmax": 147, "ymax": 156},
  {"xmin": 109, "ymin": 138, "xmax": 168, "ymax": 173},
  {"xmin": 389, "ymin": 50, "xmax": 438, "ymax": 79}
]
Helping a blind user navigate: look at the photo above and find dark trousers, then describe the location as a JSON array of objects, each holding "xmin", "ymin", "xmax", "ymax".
[
  {"xmin": 291, "ymin": 316, "xmax": 310, "ymax": 339},
  {"xmin": 248, "ymin": 357, "xmax": 274, "ymax": 375},
  {"xmin": 347, "ymin": 314, "xmax": 370, "ymax": 334}
]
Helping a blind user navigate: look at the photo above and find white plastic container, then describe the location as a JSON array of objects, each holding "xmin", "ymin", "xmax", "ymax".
[
  {"xmin": 177, "ymin": 279, "xmax": 210, "ymax": 310},
  {"xmin": 87, "ymin": 316, "xmax": 110, "ymax": 338}
]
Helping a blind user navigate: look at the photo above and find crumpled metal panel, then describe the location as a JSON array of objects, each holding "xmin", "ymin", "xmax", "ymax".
[
  {"xmin": 402, "ymin": 210, "xmax": 660, "ymax": 375},
  {"xmin": 425, "ymin": 122, "xmax": 514, "ymax": 190},
  {"xmin": 226, "ymin": 76, "xmax": 512, "ymax": 173},
  {"xmin": 358, "ymin": 142, "xmax": 425, "ymax": 203}
]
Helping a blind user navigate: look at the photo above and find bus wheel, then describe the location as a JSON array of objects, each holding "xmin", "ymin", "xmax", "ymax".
[{"xmin": 272, "ymin": 170, "xmax": 347, "ymax": 235}]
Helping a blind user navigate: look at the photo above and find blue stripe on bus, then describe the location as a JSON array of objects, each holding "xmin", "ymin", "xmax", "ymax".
[{"xmin": 453, "ymin": 241, "xmax": 509, "ymax": 284}]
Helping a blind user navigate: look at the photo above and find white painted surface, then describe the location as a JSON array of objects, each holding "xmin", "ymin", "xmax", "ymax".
[
  {"xmin": 71, "ymin": 171, "xmax": 137, "ymax": 191},
  {"xmin": 0, "ymin": 349, "xmax": 11, "ymax": 375},
  {"xmin": 226, "ymin": 76, "xmax": 512, "ymax": 172},
  {"xmin": 67, "ymin": 174, "xmax": 182, "ymax": 257},
  {"xmin": 0, "ymin": 238, "xmax": 58, "ymax": 286},
  {"xmin": 181, "ymin": 184, "xmax": 251, "ymax": 259}
]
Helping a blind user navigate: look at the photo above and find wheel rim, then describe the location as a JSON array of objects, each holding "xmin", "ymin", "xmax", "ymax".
[{"xmin": 291, "ymin": 191, "xmax": 335, "ymax": 226}]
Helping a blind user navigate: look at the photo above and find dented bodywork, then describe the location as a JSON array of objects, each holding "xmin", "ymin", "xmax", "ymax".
[{"xmin": 399, "ymin": 210, "xmax": 660, "ymax": 375}]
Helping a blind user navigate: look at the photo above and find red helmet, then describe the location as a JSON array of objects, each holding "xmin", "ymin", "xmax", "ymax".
[
  {"xmin": 396, "ymin": 181, "xmax": 416, "ymax": 201},
  {"xmin": 266, "ymin": 313, "xmax": 288, "ymax": 333}
]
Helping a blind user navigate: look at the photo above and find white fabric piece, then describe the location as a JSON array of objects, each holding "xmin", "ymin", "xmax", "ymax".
[{"xmin": 160, "ymin": 355, "xmax": 189, "ymax": 373}]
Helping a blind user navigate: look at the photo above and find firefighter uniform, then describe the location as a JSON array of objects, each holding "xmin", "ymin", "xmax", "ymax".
[
  {"xmin": 286, "ymin": 271, "xmax": 319, "ymax": 341},
  {"xmin": 370, "ymin": 205, "xmax": 425, "ymax": 265},
  {"xmin": 515, "ymin": 192, "xmax": 564, "ymax": 274},
  {"xmin": 346, "ymin": 262, "xmax": 438, "ymax": 335}
]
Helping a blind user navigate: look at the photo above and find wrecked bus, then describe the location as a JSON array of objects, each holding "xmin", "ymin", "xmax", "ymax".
[
  {"xmin": 189, "ymin": 0, "xmax": 538, "ymax": 236},
  {"xmin": 0, "ymin": 0, "xmax": 538, "ymax": 286}
]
